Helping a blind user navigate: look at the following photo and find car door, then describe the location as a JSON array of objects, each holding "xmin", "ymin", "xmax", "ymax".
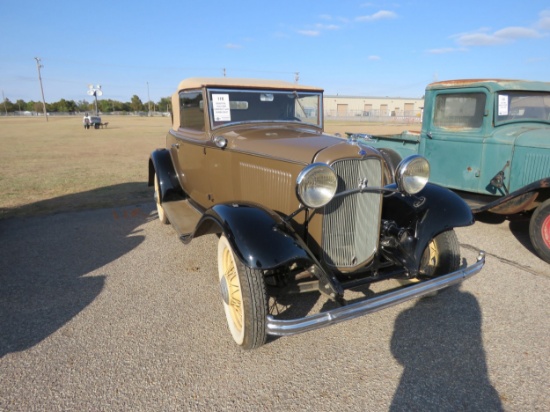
[
  {"xmin": 168, "ymin": 90, "xmax": 212, "ymax": 208},
  {"xmin": 420, "ymin": 88, "xmax": 489, "ymax": 193}
]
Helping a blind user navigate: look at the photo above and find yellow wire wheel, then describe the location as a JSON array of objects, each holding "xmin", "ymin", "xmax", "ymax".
[
  {"xmin": 217, "ymin": 235, "xmax": 268, "ymax": 349},
  {"xmin": 154, "ymin": 173, "xmax": 169, "ymax": 224},
  {"xmin": 420, "ymin": 230, "xmax": 460, "ymax": 278}
]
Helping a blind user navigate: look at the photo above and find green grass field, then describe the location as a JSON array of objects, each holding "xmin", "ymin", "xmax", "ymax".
[{"xmin": 0, "ymin": 115, "xmax": 419, "ymax": 219}]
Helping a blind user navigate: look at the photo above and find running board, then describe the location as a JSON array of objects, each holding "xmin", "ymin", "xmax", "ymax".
[
  {"xmin": 162, "ymin": 200, "xmax": 202, "ymax": 239},
  {"xmin": 266, "ymin": 251, "xmax": 485, "ymax": 337}
]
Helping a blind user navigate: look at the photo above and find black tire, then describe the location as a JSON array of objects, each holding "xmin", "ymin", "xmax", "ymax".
[
  {"xmin": 529, "ymin": 199, "xmax": 550, "ymax": 263},
  {"xmin": 419, "ymin": 230, "xmax": 461, "ymax": 277},
  {"xmin": 153, "ymin": 172, "xmax": 169, "ymax": 224},
  {"xmin": 217, "ymin": 235, "xmax": 268, "ymax": 349}
]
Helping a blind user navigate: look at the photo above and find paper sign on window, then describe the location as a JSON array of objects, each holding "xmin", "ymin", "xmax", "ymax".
[
  {"xmin": 498, "ymin": 95, "xmax": 509, "ymax": 116},
  {"xmin": 212, "ymin": 94, "xmax": 231, "ymax": 121}
]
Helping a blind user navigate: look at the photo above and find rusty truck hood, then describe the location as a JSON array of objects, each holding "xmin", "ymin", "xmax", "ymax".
[{"xmin": 493, "ymin": 124, "xmax": 550, "ymax": 149}]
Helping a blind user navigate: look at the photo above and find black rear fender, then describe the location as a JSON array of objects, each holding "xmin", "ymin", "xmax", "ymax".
[{"xmin": 149, "ymin": 149, "xmax": 185, "ymax": 202}]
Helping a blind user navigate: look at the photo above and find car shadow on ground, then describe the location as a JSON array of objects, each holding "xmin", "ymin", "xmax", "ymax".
[
  {"xmin": 389, "ymin": 286, "xmax": 503, "ymax": 411},
  {"xmin": 0, "ymin": 193, "xmax": 155, "ymax": 358},
  {"xmin": 475, "ymin": 211, "xmax": 536, "ymax": 256},
  {"xmin": 0, "ymin": 182, "xmax": 153, "ymax": 220}
]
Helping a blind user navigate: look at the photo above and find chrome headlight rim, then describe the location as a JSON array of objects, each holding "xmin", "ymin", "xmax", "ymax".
[
  {"xmin": 395, "ymin": 155, "xmax": 430, "ymax": 195},
  {"xmin": 296, "ymin": 163, "xmax": 338, "ymax": 209}
]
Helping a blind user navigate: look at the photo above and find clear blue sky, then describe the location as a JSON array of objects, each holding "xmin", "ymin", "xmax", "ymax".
[{"xmin": 1, "ymin": 1, "xmax": 549, "ymax": 104}]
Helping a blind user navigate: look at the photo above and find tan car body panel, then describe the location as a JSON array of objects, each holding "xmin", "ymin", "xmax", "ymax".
[{"xmin": 168, "ymin": 77, "xmax": 387, "ymax": 252}]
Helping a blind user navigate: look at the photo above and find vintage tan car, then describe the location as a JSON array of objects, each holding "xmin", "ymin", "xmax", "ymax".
[{"xmin": 148, "ymin": 77, "xmax": 485, "ymax": 349}]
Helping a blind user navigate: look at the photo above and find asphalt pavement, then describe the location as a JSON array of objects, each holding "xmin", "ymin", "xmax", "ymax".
[{"xmin": 1, "ymin": 203, "xmax": 548, "ymax": 411}]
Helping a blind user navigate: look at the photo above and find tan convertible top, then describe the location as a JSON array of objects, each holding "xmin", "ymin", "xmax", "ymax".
[{"xmin": 176, "ymin": 77, "xmax": 323, "ymax": 92}]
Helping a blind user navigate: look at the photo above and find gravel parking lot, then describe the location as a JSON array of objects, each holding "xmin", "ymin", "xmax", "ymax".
[{"xmin": 1, "ymin": 204, "xmax": 548, "ymax": 411}]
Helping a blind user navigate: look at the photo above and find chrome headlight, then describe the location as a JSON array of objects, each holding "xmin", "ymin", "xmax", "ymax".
[
  {"xmin": 395, "ymin": 155, "xmax": 430, "ymax": 195},
  {"xmin": 296, "ymin": 163, "xmax": 338, "ymax": 208}
]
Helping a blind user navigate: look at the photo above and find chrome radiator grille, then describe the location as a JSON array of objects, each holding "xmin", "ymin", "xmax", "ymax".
[{"xmin": 322, "ymin": 158, "xmax": 383, "ymax": 269}]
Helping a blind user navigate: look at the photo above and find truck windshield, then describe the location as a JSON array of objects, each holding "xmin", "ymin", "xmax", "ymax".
[
  {"xmin": 496, "ymin": 91, "xmax": 550, "ymax": 124},
  {"xmin": 207, "ymin": 88, "xmax": 322, "ymax": 129}
]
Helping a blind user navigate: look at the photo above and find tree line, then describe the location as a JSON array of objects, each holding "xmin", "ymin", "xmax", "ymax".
[{"xmin": 1, "ymin": 95, "xmax": 171, "ymax": 114}]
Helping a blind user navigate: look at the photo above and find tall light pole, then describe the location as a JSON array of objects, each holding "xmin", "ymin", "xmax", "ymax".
[
  {"xmin": 34, "ymin": 57, "xmax": 48, "ymax": 122},
  {"xmin": 87, "ymin": 84, "xmax": 102, "ymax": 115}
]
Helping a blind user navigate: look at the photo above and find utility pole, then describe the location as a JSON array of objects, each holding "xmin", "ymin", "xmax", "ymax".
[
  {"xmin": 147, "ymin": 81, "xmax": 151, "ymax": 116},
  {"xmin": 34, "ymin": 57, "xmax": 48, "ymax": 122},
  {"xmin": 2, "ymin": 90, "xmax": 7, "ymax": 116}
]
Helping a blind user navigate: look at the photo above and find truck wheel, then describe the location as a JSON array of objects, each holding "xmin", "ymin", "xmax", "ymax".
[
  {"xmin": 419, "ymin": 230, "xmax": 460, "ymax": 277},
  {"xmin": 217, "ymin": 235, "xmax": 268, "ymax": 349},
  {"xmin": 529, "ymin": 199, "xmax": 550, "ymax": 263},
  {"xmin": 153, "ymin": 173, "xmax": 169, "ymax": 224}
]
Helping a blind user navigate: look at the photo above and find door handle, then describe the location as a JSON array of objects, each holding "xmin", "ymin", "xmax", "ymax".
[{"xmin": 171, "ymin": 143, "xmax": 180, "ymax": 149}]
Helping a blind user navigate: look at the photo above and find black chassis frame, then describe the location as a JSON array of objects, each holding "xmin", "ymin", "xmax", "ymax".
[{"xmin": 149, "ymin": 148, "xmax": 474, "ymax": 302}]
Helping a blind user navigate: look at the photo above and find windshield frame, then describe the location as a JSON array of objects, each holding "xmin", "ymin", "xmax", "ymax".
[{"xmin": 206, "ymin": 87, "xmax": 323, "ymax": 130}]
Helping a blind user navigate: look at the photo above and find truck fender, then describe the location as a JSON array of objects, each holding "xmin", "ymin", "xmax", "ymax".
[
  {"xmin": 383, "ymin": 183, "xmax": 474, "ymax": 263},
  {"xmin": 192, "ymin": 202, "xmax": 344, "ymax": 297},
  {"xmin": 474, "ymin": 177, "xmax": 550, "ymax": 215},
  {"xmin": 148, "ymin": 149, "xmax": 185, "ymax": 203}
]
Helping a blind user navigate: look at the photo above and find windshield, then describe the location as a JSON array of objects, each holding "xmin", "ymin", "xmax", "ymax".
[
  {"xmin": 207, "ymin": 88, "xmax": 322, "ymax": 129},
  {"xmin": 496, "ymin": 91, "xmax": 550, "ymax": 124}
]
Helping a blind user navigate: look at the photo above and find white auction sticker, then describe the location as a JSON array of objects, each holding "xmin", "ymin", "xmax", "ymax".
[
  {"xmin": 498, "ymin": 95, "xmax": 509, "ymax": 116},
  {"xmin": 212, "ymin": 94, "xmax": 231, "ymax": 121}
]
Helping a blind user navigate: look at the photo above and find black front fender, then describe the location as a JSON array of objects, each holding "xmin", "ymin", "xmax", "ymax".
[
  {"xmin": 194, "ymin": 202, "xmax": 343, "ymax": 297},
  {"xmin": 383, "ymin": 183, "xmax": 474, "ymax": 266},
  {"xmin": 197, "ymin": 203, "xmax": 312, "ymax": 270}
]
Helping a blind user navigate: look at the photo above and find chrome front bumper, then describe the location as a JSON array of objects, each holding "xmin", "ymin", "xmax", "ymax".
[{"xmin": 266, "ymin": 251, "xmax": 485, "ymax": 337}]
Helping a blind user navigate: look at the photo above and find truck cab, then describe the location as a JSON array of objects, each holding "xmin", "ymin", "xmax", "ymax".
[{"xmin": 357, "ymin": 79, "xmax": 550, "ymax": 263}]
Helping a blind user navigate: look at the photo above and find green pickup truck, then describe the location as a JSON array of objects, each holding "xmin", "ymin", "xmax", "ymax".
[{"xmin": 353, "ymin": 79, "xmax": 550, "ymax": 263}]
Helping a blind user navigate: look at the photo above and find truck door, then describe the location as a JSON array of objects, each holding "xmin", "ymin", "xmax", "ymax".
[{"xmin": 420, "ymin": 89, "xmax": 488, "ymax": 193}]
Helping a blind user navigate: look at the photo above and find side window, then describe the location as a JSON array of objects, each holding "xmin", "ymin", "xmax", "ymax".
[
  {"xmin": 434, "ymin": 92, "xmax": 486, "ymax": 129},
  {"xmin": 179, "ymin": 91, "xmax": 204, "ymax": 131}
]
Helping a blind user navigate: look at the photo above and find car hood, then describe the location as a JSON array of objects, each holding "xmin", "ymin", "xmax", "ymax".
[{"xmin": 217, "ymin": 125, "xmax": 343, "ymax": 164}]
